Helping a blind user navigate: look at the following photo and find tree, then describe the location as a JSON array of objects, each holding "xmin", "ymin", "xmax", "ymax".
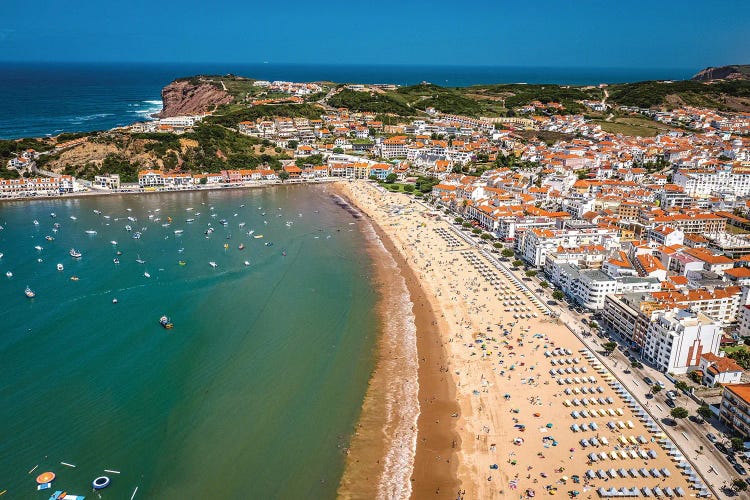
[
  {"xmin": 333, "ymin": 147, "xmax": 344, "ymax": 154},
  {"xmin": 525, "ymin": 270, "xmax": 537, "ymax": 277},
  {"xmin": 493, "ymin": 242, "xmax": 502, "ymax": 249},
  {"xmin": 501, "ymin": 249, "xmax": 514, "ymax": 258},
  {"xmin": 480, "ymin": 233, "xmax": 492, "ymax": 240},
  {"xmin": 278, "ymin": 170, "xmax": 290, "ymax": 181},
  {"xmin": 732, "ymin": 437, "xmax": 745, "ymax": 452},
  {"xmin": 631, "ymin": 361, "xmax": 643, "ymax": 369},
  {"xmin": 675, "ymin": 380, "xmax": 690, "ymax": 392},
  {"xmin": 454, "ymin": 217, "xmax": 464, "ymax": 224},
  {"xmin": 670, "ymin": 407, "xmax": 688, "ymax": 419},
  {"xmin": 199, "ymin": 176, "xmax": 207, "ymax": 185},
  {"xmin": 697, "ymin": 405, "xmax": 713, "ymax": 420},
  {"xmin": 462, "ymin": 222, "xmax": 472, "ymax": 229},
  {"xmin": 512, "ymin": 260, "xmax": 523, "ymax": 268},
  {"xmin": 651, "ymin": 385, "xmax": 662, "ymax": 395},
  {"xmin": 603, "ymin": 342, "xmax": 617, "ymax": 355},
  {"xmin": 552, "ymin": 290, "xmax": 564, "ymax": 301},
  {"xmin": 728, "ymin": 348, "xmax": 750, "ymax": 370},
  {"xmin": 403, "ymin": 184, "xmax": 415, "ymax": 193},
  {"xmin": 733, "ymin": 478, "xmax": 748, "ymax": 492},
  {"xmin": 385, "ymin": 173, "xmax": 398, "ymax": 184},
  {"xmin": 540, "ymin": 281, "xmax": 549, "ymax": 288},
  {"xmin": 471, "ymin": 228, "xmax": 482, "ymax": 235}
]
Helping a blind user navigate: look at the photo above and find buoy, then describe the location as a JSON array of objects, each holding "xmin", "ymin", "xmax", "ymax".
[
  {"xmin": 36, "ymin": 471, "xmax": 55, "ymax": 484},
  {"xmin": 92, "ymin": 476, "xmax": 111, "ymax": 489}
]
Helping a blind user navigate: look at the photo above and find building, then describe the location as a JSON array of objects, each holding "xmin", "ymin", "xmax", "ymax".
[
  {"xmin": 698, "ymin": 353, "xmax": 743, "ymax": 387},
  {"xmin": 94, "ymin": 174, "xmax": 121, "ymax": 190},
  {"xmin": 642, "ymin": 308, "xmax": 721, "ymax": 374},
  {"xmin": 138, "ymin": 170, "xmax": 164, "ymax": 187},
  {"xmin": 719, "ymin": 384, "xmax": 750, "ymax": 439}
]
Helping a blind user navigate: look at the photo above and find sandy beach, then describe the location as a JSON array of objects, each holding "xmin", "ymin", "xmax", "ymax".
[{"xmin": 338, "ymin": 180, "xmax": 702, "ymax": 500}]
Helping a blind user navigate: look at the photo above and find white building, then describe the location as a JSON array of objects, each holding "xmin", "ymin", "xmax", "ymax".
[
  {"xmin": 642, "ymin": 308, "xmax": 722, "ymax": 375},
  {"xmin": 698, "ymin": 353, "xmax": 744, "ymax": 387}
]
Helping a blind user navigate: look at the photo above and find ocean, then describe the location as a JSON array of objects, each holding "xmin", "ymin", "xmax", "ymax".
[
  {"xmin": 0, "ymin": 185, "xmax": 380, "ymax": 498},
  {"xmin": 0, "ymin": 62, "xmax": 698, "ymax": 139}
]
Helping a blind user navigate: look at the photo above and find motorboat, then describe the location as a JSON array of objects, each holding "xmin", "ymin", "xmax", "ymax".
[
  {"xmin": 70, "ymin": 276, "xmax": 79, "ymax": 281},
  {"xmin": 125, "ymin": 225, "xmax": 132, "ymax": 231},
  {"xmin": 174, "ymin": 230, "xmax": 183, "ymax": 234},
  {"xmin": 244, "ymin": 260, "xmax": 250, "ymax": 266},
  {"xmin": 45, "ymin": 235, "xmax": 54, "ymax": 241},
  {"xmin": 57, "ymin": 263, "xmax": 64, "ymax": 271},
  {"xmin": 5, "ymin": 271, "xmax": 12, "ymax": 278},
  {"xmin": 25, "ymin": 286, "xmax": 35, "ymax": 298},
  {"xmin": 85, "ymin": 230, "xmax": 97, "ymax": 235},
  {"xmin": 33, "ymin": 220, "xmax": 39, "ymax": 226},
  {"xmin": 136, "ymin": 255, "xmax": 145, "ymax": 264},
  {"xmin": 132, "ymin": 232, "xmax": 141, "ymax": 239},
  {"xmin": 113, "ymin": 258, "xmax": 120, "ymax": 264},
  {"xmin": 209, "ymin": 261, "xmax": 217, "ymax": 268},
  {"xmin": 158, "ymin": 315, "xmax": 172, "ymax": 327},
  {"xmin": 238, "ymin": 244, "xmax": 245, "ymax": 250},
  {"xmin": 34, "ymin": 245, "xmax": 43, "ymax": 251},
  {"xmin": 144, "ymin": 272, "xmax": 151, "ymax": 278},
  {"xmin": 70, "ymin": 248, "xmax": 82, "ymax": 258},
  {"xmin": 111, "ymin": 240, "xmax": 117, "ymax": 245}
]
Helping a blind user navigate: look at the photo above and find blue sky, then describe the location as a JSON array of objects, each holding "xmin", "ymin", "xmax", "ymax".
[{"xmin": 1, "ymin": 0, "xmax": 748, "ymax": 68}]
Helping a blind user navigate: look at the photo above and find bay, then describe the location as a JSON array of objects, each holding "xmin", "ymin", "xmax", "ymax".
[{"xmin": 0, "ymin": 185, "xmax": 377, "ymax": 498}]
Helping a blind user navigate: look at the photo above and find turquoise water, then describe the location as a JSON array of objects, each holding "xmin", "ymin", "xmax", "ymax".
[{"xmin": 0, "ymin": 185, "xmax": 378, "ymax": 498}]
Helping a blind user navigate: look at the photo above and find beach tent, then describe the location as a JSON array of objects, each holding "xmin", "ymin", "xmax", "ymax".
[
  {"xmin": 660, "ymin": 468, "xmax": 670, "ymax": 477},
  {"xmin": 586, "ymin": 469, "xmax": 597, "ymax": 479},
  {"xmin": 647, "ymin": 450, "xmax": 657, "ymax": 459},
  {"xmin": 674, "ymin": 487, "xmax": 685, "ymax": 497},
  {"xmin": 588, "ymin": 454, "xmax": 598, "ymax": 463},
  {"xmin": 600, "ymin": 437, "xmax": 609, "ymax": 445},
  {"xmin": 608, "ymin": 469, "xmax": 618, "ymax": 478},
  {"xmin": 642, "ymin": 487, "xmax": 652, "ymax": 497}
]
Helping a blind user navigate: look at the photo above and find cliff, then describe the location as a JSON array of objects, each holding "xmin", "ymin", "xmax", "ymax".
[
  {"xmin": 692, "ymin": 65, "xmax": 750, "ymax": 82},
  {"xmin": 157, "ymin": 79, "xmax": 234, "ymax": 118}
]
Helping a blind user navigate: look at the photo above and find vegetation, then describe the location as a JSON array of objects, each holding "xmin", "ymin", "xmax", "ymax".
[
  {"xmin": 501, "ymin": 249, "xmax": 515, "ymax": 258},
  {"xmin": 525, "ymin": 270, "xmax": 537, "ymax": 277},
  {"xmin": 731, "ymin": 437, "xmax": 745, "ymax": 452},
  {"xmin": 733, "ymin": 478, "xmax": 748, "ymax": 492},
  {"xmin": 607, "ymin": 79, "xmax": 750, "ymax": 110},
  {"xmin": 697, "ymin": 405, "xmax": 713, "ymax": 420},
  {"xmin": 727, "ymin": 347, "xmax": 750, "ymax": 369},
  {"xmin": 651, "ymin": 385, "xmax": 662, "ymax": 395},
  {"xmin": 670, "ymin": 407, "xmax": 689, "ymax": 419},
  {"xmin": 206, "ymin": 103, "xmax": 324, "ymax": 127},
  {"xmin": 328, "ymin": 89, "xmax": 414, "ymax": 116},
  {"xmin": 512, "ymin": 259, "xmax": 524, "ymax": 268},
  {"xmin": 675, "ymin": 380, "xmax": 690, "ymax": 392},
  {"xmin": 603, "ymin": 342, "xmax": 617, "ymax": 355},
  {"xmin": 552, "ymin": 290, "xmax": 564, "ymax": 301},
  {"xmin": 540, "ymin": 281, "xmax": 549, "ymax": 288}
]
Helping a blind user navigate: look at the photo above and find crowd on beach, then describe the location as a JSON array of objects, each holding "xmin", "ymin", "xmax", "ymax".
[{"xmin": 341, "ymin": 180, "xmax": 704, "ymax": 499}]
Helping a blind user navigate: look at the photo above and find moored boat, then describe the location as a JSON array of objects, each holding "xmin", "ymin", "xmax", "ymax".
[
  {"xmin": 57, "ymin": 263, "xmax": 64, "ymax": 271},
  {"xmin": 209, "ymin": 261, "xmax": 217, "ymax": 268},
  {"xmin": 70, "ymin": 248, "xmax": 82, "ymax": 258},
  {"xmin": 159, "ymin": 315, "xmax": 173, "ymax": 329},
  {"xmin": 25, "ymin": 286, "xmax": 35, "ymax": 298},
  {"xmin": 238, "ymin": 244, "xmax": 245, "ymax": 250}
]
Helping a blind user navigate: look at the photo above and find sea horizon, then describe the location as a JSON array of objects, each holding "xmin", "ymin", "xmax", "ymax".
[{"xmin": 0, "ymin": 61, "xmax": 699, "ymax": 140}]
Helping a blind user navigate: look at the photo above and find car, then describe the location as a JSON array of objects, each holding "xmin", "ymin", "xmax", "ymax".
[
  {"xmin": 643, "ymin": 377, "xmax": 654, "ymax": 386},
  {"xmin": 547, "ymin": 300, "xmax": 558, "ymax": 306},
  {"xmin": 733, "ymin": 463, "xmax": 748, "ymax": 475},
  {"xmin": 689, "ymin": 415, "xmax": 705, "ymax": 424},
  {"xmin": 707, "ymin": 433, "xmax": 718, "ymax": 443},
  {"xmin": 716, "ymin": 443, "xmax": 730, "ymax": 455},
  {"xmin": 664, "ymin": 398, "xmax": 676, "ymax": 409},
  {"xmin": 727, "ymin": 454, "xmax": 739, "ymax": 465},
  {"xmin": 666, "ymin": 390, "xmax": 678, "ymax": 399},
  {"xmin": 657, "ymin": 380, "xmax": 666, "ymax": 389}
]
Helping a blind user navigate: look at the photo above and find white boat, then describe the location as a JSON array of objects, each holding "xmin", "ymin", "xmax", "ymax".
[
  {"xmin": 174, "ymin": 230, "xmax": 184, "ymax": 234},
  {"xmin": 127, "ymin": 216, "xmax": 136, "ymax": 222},
  {"xmin": 50, "ymin": 212, "xmax": 56, "ymax": 218},
  {"xmin": 93, "ymin": 210, "xmax": 101, "ymax": 215},
  {"xmin": 57, "ymin": 263, "xmax": 64, "ymax": 271},
  {"xmin": 110, "ymin": 240, "xmax": 118, "ymax": 245},
  {"xmin": 136, "ymin": 255, "xmax": 145, "ymax": 264},
  {"xmin": 33, "ymin": 220, "xmax": 39, "ymax": 225},
  {"xmin": 248, "ymin": 230, "xmax": 255, "ymax": 235},
  {"xmin": 186, "ymin": 218, "xmax": 195, "ymax": 223},
  {"xmin": 239, "ymin": 222, "xmax": 246, "ymax": 227},
  {"xmin": 6, "ymin": 271, "xmax": 12, "ymax": 277},
  {"xmin": 70, "ymin": 248, "xmax": 82, "ymax": 258},
  {"xmin": 125, "ymin": 225, "xmax": 132, "ymax": 231},
  {"xmin": 85, "ymin": 230, "xmax": 97, "ymax": 235},
  {"xmin": 34, "ymin": 245, "xmax": 43, "ymax": 251},
  {"xmin": 144, "ymin": 272, "xmax": 151, "ymax": 278},
  {"xmin": 70, "ymin": 216, "xmax": 77, "ymax": 220},
  {"xmin": 244, "ymin": 261, "xmax": 250, "ymax": 266},
  {"xmin": 25, "ymin": 286, "xmax": 35, "ymax": 298},
  {"xmin": 209, "ymin": 261, "xmax": 217, "ymax": 268},
  {"xmin": 113, "ymin": 258, "xmax": 120, "ymax": 264},
  {"xmin": 0, "ymin": 253, "xmax": 3, "ymax": 259},
  {"xmin": 132, "ymin": 232, "xmax": 141, "ymax": 239}
]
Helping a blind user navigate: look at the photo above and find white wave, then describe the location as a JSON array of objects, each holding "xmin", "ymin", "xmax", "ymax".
[
  {"xmin": 71, "ymin": 113, "xmax": 114, "ymax": 122},
  {"xmin": 361, "ymin": 221, "xmax": 420, "ymax": 500},
  {"xmin": 129, "ymin": 100, "xmax": 163, "ymax": 120}
]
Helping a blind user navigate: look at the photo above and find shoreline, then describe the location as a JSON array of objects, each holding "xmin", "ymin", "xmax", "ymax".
[{"xmin": 335, "ymin": 182, "xmax": 461, "ymax": 499}]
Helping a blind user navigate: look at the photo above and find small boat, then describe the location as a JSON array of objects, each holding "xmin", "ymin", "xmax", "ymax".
[
  {"xmin": 5, "ymin": 271, "xmax": 12, "ymax": 278},
  {"xmin": 167, "ymin": 217, "xmax": 173, "ymax": 223},
  {"xmin": 57, "ymin": 263, "xmax": 64, "ymax": 271},
  {"xmin": 144, "ymin": 272, "xmax": 151, "ymax": 278},
  {"xmin": 0, "ymin": 253, "xmax": 3, "ymax": 258},
  {"xmin": 282, "ymin": 251, "xmax": 287, "ymax": 256},
  {"xmin": 239, "ymin": 222, "xmax": 246, "ymax": 227},
  {"xmin": 112, "ymin": 298, "xmax": 118, "ymax": 304},
  {"xmin": 178, "ymin": 260, "xmax": 186, "ymax": 266},
  {"xmin": 238, "ymin": 244, "xmax": 245, "ymax": 250},
  {"xmin": 70, "ymin": 248, "xmax": 82, "ymax": 258},
  {"xmin": 93, "ymin": 210, "xmax": 101, "ymax": 215},
  {"xmin": 116, "ymin": 250, "xmax": 123, "ymax": 256},
  {"xmin": 209, "ymin": 261, "xmax": 217, "ymax": 268},
  {"xmin": 70, "ymin": 216, "xmax": 77, "ymax": 220},
  {"xmin": 25, "ymin": 286, "xmax": 35, "ymax": 298},
  {"xmin": 70, "ymin": 276, "xmax": 79, "ymax": 281},
  {"xmin": 53, "ymin": 223, "xmax": 60, "ymax": 229},
  {"xmin": 223, "ymin": 243, "xmax": 229, "ymax": 249},
  {"xmin": 174, "ymin": 230, "xmax": 184, "ymax": 234},
  {"xmin": 265, "ymin": 242, "xmax": 273, "ymax": 247},
  {"xmin": 219, "ymin": 219, "xmax": 228, "ymax": 225},
  {"xmin": 113, "ymin": 258, "xmax": 120, "ymax": 264},
  {"xmin": 33, "ymin": 220, "xmax": 39, "ymax": 226},
  {"xmin": 159, "ymin": 316, "xmax": 173, "ymax": 329},
  {"xmin": 254, "ymin": 235, "xmax": 264, "ymax": 239},
  {"xmin": 37, "ymin": 258, "xmax": 43, "ymax": 263},
  {"xmin": 186, "ymin": 218, "xmax": 195, "ymax": 223},
  {"xmin": 85, "ymin": 230, "xmax": 97, "ymax": 235},
  {"xmin": 244, "ymin": 260, "xmax": 250, "ymax": 266},
  {"xmin": 45, "ymin": 235, "xmax": 54, "ymax": 241},
  {"xmin": 50, "ymin": 212, "xmax": 56, "ymax": 218},
  {"xmin": 132, "ymin": 232, "xmax": 141, "ymax": 239},
  {"xmin": 136, "ymin": 255, "xmax": 145, "ymax": 264},
  {"xmin": 248, "ymin": 230, "xmax": 255, "ymax": 235},
  {"xmin": 125, "ymin": 225, "xmax": 132, "ymax": 231},
  {"xmin": 127, "ymin": 216, "xmax": 136, "ymax": 222},
  {"xmin": 34, "ymin": 245, "xmax": 43, "ymax": 251},
  {"xmin": 111, "ymin": 240, "xmax": 117, "ymax": 245}
]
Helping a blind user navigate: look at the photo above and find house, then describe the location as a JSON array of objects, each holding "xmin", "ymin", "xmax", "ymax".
[
  {"xmin": 698, "ymin": 353, "xmax": 743, "ymax": 387},
  {"xmin": 138, "ymin": 170, "xmax": 164, "ymax": 187}
]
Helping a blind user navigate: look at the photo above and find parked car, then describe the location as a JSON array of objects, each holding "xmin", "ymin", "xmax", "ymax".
[
  {"xmin": 665, "ymin": 398, "xmax": 676, "ymax": 409},
  {"xmin": 666, "ymin": 390, "xmax": 678, "ymax": 399},
  {"xmin": 733, "ymin": 463, "xmax": 747, "ymax": 475},
  {"xmin": 643, "ymin": 376, "xmax": 654, "ymax": 386},
  {"xmin": 716, "ymin": 442, "xmax": 730, "ymax": 455},
  {"xmin": 657, "ymin": 380, "xmax": 666, "ymax": 389},
  {"xmin": 707, "ymin": 433, "xmax": 719, "ymax": 443}
]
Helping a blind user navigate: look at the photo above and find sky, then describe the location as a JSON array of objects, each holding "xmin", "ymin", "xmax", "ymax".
[{"xmin": 1, "ymin": 0, "xmax": 748, "ymax": 68}]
